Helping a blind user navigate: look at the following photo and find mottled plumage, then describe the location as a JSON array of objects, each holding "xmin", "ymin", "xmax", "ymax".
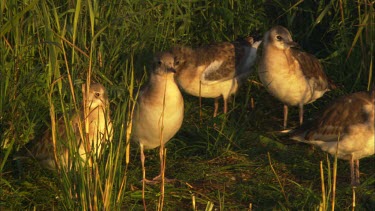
[
  {"xmin": 30, "ymin": 83, "xmax": 113, "ymax": 170},
  {"xmin": 290, "ymin": 91, "xmax": 374, "ymax": 186},
  {"xmin": 172, "ymin": 37, "xmax": 261, "ymax": 117},
  {"xmin": 259, "ymin": 26, "xmax": 336, "ymax": 128}
]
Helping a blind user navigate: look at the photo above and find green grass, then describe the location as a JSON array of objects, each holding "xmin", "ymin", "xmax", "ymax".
[{"xmin": 1, "ymin": 0, "xmax": 374, "ymax": 210}]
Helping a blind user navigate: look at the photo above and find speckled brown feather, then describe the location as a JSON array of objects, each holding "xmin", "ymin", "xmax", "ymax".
[
  {"xmin": 290, "ymin": 47, "xmax": 336, "ymax": 91},
  {"xmin": 172, "ymin": 37, "xmax": 260, "ymax": 116},
  {"xmin": 173, "ymin": 36, "xmax": 254, "ymax": 82},
  {"xmin": 29, "ymin": 83, "xmax": 113, "ymax": 169},
  {"xmin": 304, "ymin": 91, "xmax": 374, "ymax": 141}
]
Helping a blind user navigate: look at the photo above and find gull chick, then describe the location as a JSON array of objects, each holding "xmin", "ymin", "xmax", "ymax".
[
  {"xmin": 259, "ymin": 26, "xmax": 336, "ymax": 128},
  {"xmin": 132, "ymin": 52, "xmax": 184, "ymax": 182},
  {"xmin": 30, "ymin": 83, "xmax": 113, "ymax": 170},
  {"xmin": 172, "ymin": 37, "xmax": 261, "ymax": 117},
  {"xmin": 289, "ymin": 91, "xmax": 374, "ymax": 186}
]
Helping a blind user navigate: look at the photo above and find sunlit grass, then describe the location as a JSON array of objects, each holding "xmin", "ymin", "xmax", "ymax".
[{"xmin": 1, "ymin": 0, "xmax": 374, "ymax": 210}]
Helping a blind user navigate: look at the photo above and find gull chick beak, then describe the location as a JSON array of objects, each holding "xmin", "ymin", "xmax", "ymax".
[
  {"xmin": 287, "ymin": 41, "xmax": 300, "ymax": 48},
  {"xmin": 167, "ymin": 67, "xmax": 176, "ymax": 73}
]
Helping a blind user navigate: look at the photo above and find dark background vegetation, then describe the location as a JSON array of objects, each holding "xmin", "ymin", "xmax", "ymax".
[{"xmin": 1, "ymin": 0, "xmax": 374, "ymax": 210}]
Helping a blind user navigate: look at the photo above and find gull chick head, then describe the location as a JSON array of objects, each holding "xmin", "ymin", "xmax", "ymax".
[
  {"xmin": 153, "ymin": 52, "xmax": 176, "ymax": 75},
  {"xmin": 170, "ymin": 46, "xmax": 192, "ymax": 74},
  {"xmin": 266, "ymin": 25, "xmax": 298, "ymax": 50},
  {"xmin": 83, "ymin": 83, "xmax": 109, "ymax": 110}
]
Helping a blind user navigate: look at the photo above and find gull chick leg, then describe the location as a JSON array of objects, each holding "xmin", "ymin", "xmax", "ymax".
[
  {"xmin": 152, "ymin": 143, "xmax": 165, "ymax": 181},
  {"xmin": 140, "ymin": 144, "xmax": 152, "ymax": 183},
  {"xmin": 223, "ymin": 97, "xmax": 228, "ymax": 114},
  {"xmin": 355, "ymin": 159, "xmax": 360, "ymax": 186},
  {"xmin": 299, "ymin": 104, "xmax": 304, "ymax": 125},
  {"xmin": 214, "ymin": 97, "xmax": 219, "ymax": 117},
  {"xmin": 152, "ymin": 147, "xmax": 175, "ymax": 183},
  {"xmin": 283, "ymin": 104, "xmax": 288, "ymax": 129},
  {"xmin": 350, "ymin": 156, "xmax": 356, "ymax": 186}
]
